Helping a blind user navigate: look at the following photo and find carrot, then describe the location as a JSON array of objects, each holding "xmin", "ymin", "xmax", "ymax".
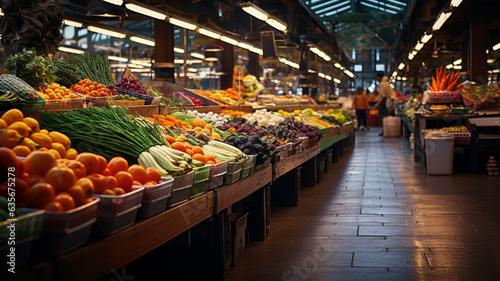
[
  {"xmin": 432, "ymin": 77, "xmax": 438, "ymax": 92},
  {"xmin": 447, "ymin": 80, "xmax": 457, "ymax": 91},
  {"xmin": 428, "ymin": 85, "xmax": 435, "ymax": 92},
  {"xmin": 440, "ymin": 78, "xmax": 447, "ymax": 91}
]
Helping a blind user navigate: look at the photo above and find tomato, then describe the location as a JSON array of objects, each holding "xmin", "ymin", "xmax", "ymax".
[
  {"xmin": 87, "ymin": 174, "xmax": 107, "ymax": 194},
  {"xmin": 128, "ymin": 164, "xmax": 148, "ymax": 184},
  {"xmin": 75, "ymin": 177, "xmax": 95, "ymax": 198},
  {"xmin": 115, "ymin": 171, "xmax": 134, "ymax": 192},
  {"xmin": 67, "ymin": 185, "xmax": 86, "ymax": 207},
  {"xmin": 76, "ymin": 153, "xmax": 99, "ymax": 175},
  {"xmin": 44, "ymin": 166, "xmax": 77, "ymax": 193},
  {"xmin": 25, "ymin": 183, "xmax": 56, "ymax": 209},
  {"xmin": 65, "ymin": 160, "xmax": 87, "ymax": 179},
  {"xmin": 54, "ymin": 192, "xmax": 76, "ymax": 211},
  {"xmin": 146, "ymin": 167, "xmax": 162, "ymax": 183},
  {"xmin": 107, "ymin": 157, "xmax": 129, "ymax": 175}
]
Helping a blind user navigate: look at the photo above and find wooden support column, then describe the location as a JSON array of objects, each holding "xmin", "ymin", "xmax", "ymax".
[
  {"xmin": 221, "ymin": 42, "xmax": 234, "ymax": 89},
  {"xmin": 468, "ymin": 21, "xmax": 487, "ymax": 84},
  {"xmin": 247, "ymin": 52, "xmax": 260, "ymax": 79},
  {"xmin": 153, "ymin": 20, "xmax": 175, "ymax": 83}
]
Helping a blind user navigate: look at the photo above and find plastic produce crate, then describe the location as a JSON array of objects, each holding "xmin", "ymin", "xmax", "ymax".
[
  {"xmin": 190, "ymin": 180, "xmax": 209, "ymax": 198},
  {"xmin": 223, "ymin": 169, "xmax": 241, "ymax": 185},
  {"xmin": 210, "ymin": 161, "xmax": 228, "ymax": 176},
  {"xmin": 84, "ymin": 95, "xmax": 113, "ymax": 107},
  {"xmin": 240, "ymin": 156, "xmax": 256, "ymax": 179},
  {"xmin": 135, "ymin": 177, "xmax": 173, "ymax": 218},
  {"xmin": 0, "ymin": 210, "xmax": 44, "ymax": 272},
  {"xmin": 167, "ymin": 172, "xmax": 194, "ymax": 207},
  {"xmin": 24, "ymin": 199, "xmax": 99, "ymax": 256},
  {"xmin": 227, "ymin": 161, "xmax": 244, "ymax": 174},
  {"xmin": 114, "ymin": 87, "xmax": 161, "ymax": 105},
  {"xmin": 93, "ymin": 187, "xmax": 144, "ymax": 235},
  {"xmin": 209, "ymin": 174, "xmax": 225, "ymax": 189},
  {"xmin": 42, "ymin": 95, "xmax": 84, "ymax": 111}
]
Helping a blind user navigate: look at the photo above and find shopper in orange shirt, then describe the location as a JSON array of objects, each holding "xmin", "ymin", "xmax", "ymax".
[{"xmin": 352, "ymin": 87, "xmax": 369, "ymax": 131}]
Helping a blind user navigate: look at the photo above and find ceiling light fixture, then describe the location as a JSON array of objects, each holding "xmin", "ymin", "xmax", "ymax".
[
  {"xmin": 334, "ymin": 63, "xmax": 341, "ymax": 68},
  {"xmin": 64, "ymin": 19, "xmax": 83, "ymax": 28},
  {"xmin": 191, "ymin": 52, "xmax": 205, "ymax": 59},
  {"xmin": 130, "ymin": 60, "xmax": 152, "ymax": 67},
  {"xmin": 446, "ymin": 64, "xmax": 453, "ymax": 69},
  {"xmin": 237, "ymin": 42, "xmax": 253, "ymax": 50},
  {"xmin": 453, "ymin": 58, "xmax": 462, "ymax": 65},
  {"xmin": 421, "ymin": 33, "xmax": 433, "ymax": 44},
  {"xmin": 125, "ymin": 3, "xmax": 166, "ymax": 20},
  {"xmin": 169, "ymin": 17, "xmax": 197, "ymax": 30},
  {"xmin": 450, "ymin": 0, "xmax": 463, "ymax": 7},
  {"xmin": 58, "ymin": 46, "xmax": 85, "ymax": 54},
  {"xmin": 493, "ymin": 42, "xmax": 500, "ymax": 51},
  {"xmin": 220, "ymin": 36, "xmax": 239, "ymax": 45},
  {"xmin": 249, "ymin": 47, "xmax": 263, "ymax": 55},
  {"xmin": 432, "ymin": 12, "xmax": 452, "ymax": 31},
  {"xmin": 415, "ymin": 42, "xmax": 424, "ymax": 51},
  {"xmin": 103, "ymin": 0, "xmax": 123, "ymax": 6},
  {"xmin": 198, "ymin": 28, "xmax": 221, "ymax": 39},
  {"xmin": 325, "ymin": 75, "xmax": 332, "ymax": 80},
  {"xmin": 398, "ymin": 62, "xmax": 405, "ymax": 70},
  {"xmin": 88, "ymin": 26, "xmax": 126, "ymax": 38},
  {"xmin": 487, "ymin": 59, "xmax": 495, "ymax": 64},
  {"xmin": 174, "ymin": 47, "xmax": 185, "ymax": 53},
  {"xmin": 408, "ymin": 53, "xmax": 414, "ymax": 60},
  {"xmin": 108, "ymin": 56, "xmax": 128, "ymax": 62},
  {"xmin": 334, "ymin": 78, "xmax": 341, "ymax": 83},
  {"xmin": 130, "ymin": 36, "xmax": 155, "ymax": 46},
  {"xmin": 453, "ymin": 65, "xmax": 462, "ymax": 70},
  {"xmin": 240, "ymin": 2, "xmax": 269, "ymax": 21},
  {"xmin": 318, "ymin": 73, "xmax": 326, "ymax": 78}
]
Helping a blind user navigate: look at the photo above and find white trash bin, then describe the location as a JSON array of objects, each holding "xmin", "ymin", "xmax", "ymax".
[
  {"xmin": 425, "ymin": 136, "xmax": 454, "ymax": 175},
  {"xmin": 383, "ymin": 116, "xmax": 401, "ymax": 137}
]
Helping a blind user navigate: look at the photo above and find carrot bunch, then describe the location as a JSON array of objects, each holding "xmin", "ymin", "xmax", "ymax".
[
  {"xmin": 221, "ymin": 109, "xmax": 247, "ymax": 117},
  {"xmin": 149, "ymin": 115, "xmax": 191, "ymax": 129},
  {"xmin": 428, "ymin": 67, "xmax": 461, "ymax": 92}
]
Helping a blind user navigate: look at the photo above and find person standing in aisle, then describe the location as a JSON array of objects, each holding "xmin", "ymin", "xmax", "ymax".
[
  {"xmin": 375, "ymin": 72, "xmax": 395, "ymax": 136},
  {"xmin": 352, "ymin": 87, "xmax": 369, "ymax": 131}
]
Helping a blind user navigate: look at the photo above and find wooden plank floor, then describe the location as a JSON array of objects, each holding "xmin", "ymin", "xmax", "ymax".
[{"xmin": 225, "ymin": 127, "xmax": 500, "ymax": 281}]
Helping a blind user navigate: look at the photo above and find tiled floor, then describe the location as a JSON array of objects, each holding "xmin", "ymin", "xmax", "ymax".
[{"xmin": 225, "ymin": 128, "xmax": 500, "ymax": 281}]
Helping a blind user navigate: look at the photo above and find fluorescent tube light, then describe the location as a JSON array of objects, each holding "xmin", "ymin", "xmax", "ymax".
[
  {"xmin": 334, "ymin": 78, "xmax": 341, "ymax": 83},
  {"xmin": 392, "ymin": 71, "xmax": 397, "ymax": 77},
  {"xmin": 412, "ymin": 50, "xmax": 418, "ymax": 55},
  {"xmin": 318, "ymin": 73, "xmax": 326, "ymax": 78},
  {"xmin": 131, "ymin": 60, "xmax": 152, "ymax": 67},
  {"xmin": 220, "ymin": 36, "xmax": 238, "ymax": 45},
  {"xmin": 487, "ymin": 59, "xmax": 495, "ymax": 64},
  {"xmin": 323, "ymin": 55, "xmax": 331, "ymax": 61},
  {"xmin": 290, "ymin": 62, "xmax": 299, "ymax": 69},
  {"xmin": 108, "ymin": 56, "xmax": 128, "ymax": 62},
  {"xmin": 0, "ymin": 8, "xmax": 3, "ymax": 16},
  {"xmin": 174, "ymin": 59, "xmax": 184, "ymax": 64},
  {"xmin": 249, "ymin": 47, "xmax": 263, "ymax": 55},
  {"xmin": 174, "ymin": 47, "xmax": 185, "ymax": 53},
  {"xmin": 408, "ymin": 53, "xmax": 414, "ymax": 60},
  {"xmin": 103, "ymin": 0, "xmax": 123, "ymax": 6},
  {"xmin": 308, "ymin": 69, "xmax": 317, "ymax": 73},
  {"xmin": 402, "ymin": 77, "xmax": 407, "ymax": 81},
  {"xmin": 58, "ymin": 46, "xmax": 85, "ymax": 54},
  {"xmin": 453, "ymin": 65, "xmax": 462, "ymax": 70},
  {"xmin": 189, "ymin": 59, "xmax": 203, "ymax": 64},
  {"xmin": 453, "ymin": 58, "xmax": 462, "ymax": 65},
  {"xmin": 398, "ymin": 62, "xmax": 405, "ymax": 70},
  {"xmin": 128, "ymin": 64, "xmax": 144, "ymax": 68},
  {"xmin": 266, "ymin": 18, "xmax": 287, "ymax": 32},
  {"xmin": 64, "ymin": 19, "xmax": 83, "ymax": 28},
  {"xmin": 310, "ymin": 47, "xmax": 320, "ymax": 54},
  {"xmin": 334, "ymin": 63, "xmax": 341, "ymax": 68},
  {"xmin": 198, "ymin": 28, "xmax": 221, "ymax": 39},
  {"xmin": 191, "ymin": 52, "xmax": 205, "ymax": 59},
  {"xmin": 237, "ymin": 42, "xmax": 253, "ymax": 50},
  {"xmin": 493, "ymin": 42, "xmax": 500, "ymax": 51},
  {"xmin": 88, "ymin": 26, "xmax": 126, "ymax": 38},
  {"xmin": 421, "ymin": 33, "xmax": 433, "ymax": 44},
  {"xmin": 451, "ymin": 0, "xmax": 463, "ymax": 7},
  {"xmin": 188, "ymin": 67, "xmax": 198, "ymax": 72},
  {"xmin": 325, "ymin": 75, "xmax": 332, "ymax": 80},
  {"xmin": 446, "ymin": 64, "xmax": 453, "ymax": 69},
  {"xmin": 125, "ymin": 3, "xmax": 166, "ymax": 20},
  {"xmin": 240, "ymin": 2, "xmax": 269, "ymax": 21},
  {"xmin": 130, "ymin": 36, "xmax": 155, "ymax": 46},
  {"xmin": 169, "ymin": 17, "xmax": 197, "ymax": 30},
  {"xmin": 432, "ymin": 12, "xmax": 451, "ymax": 31},
  {"xmin": 415, "ymin": 42, "xmax": 424, "ymax": 51}
]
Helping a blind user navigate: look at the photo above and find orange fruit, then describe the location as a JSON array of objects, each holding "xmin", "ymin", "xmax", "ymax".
[
  {"xmin": 115, "ymin": 171, "xmax": 134, "ymax": 192},
  {"xmin": 165, "ymin": 135, "xmax": 176, "ymax": 145},
  {"xmin": 25, "ymin": 183, "xmax": 56, "ymax": 209},
  {"xmin": 75, "ymin": 177, "xmax": 94, "ymax": 198},
  {"xmin": 133, "ymin": 180, "xmax": 143, "ymax": 186},
  {"xmin": 206, "ymin": 160, "xmax": 215, "ymax": 165},
  {"xmin": 144, "ymin": 181, "xmax": 158, "ymax": 186},
  {"xmin": 44, "ymin": 201, "xmax": 64, "ymax": 211},
  {"xmin": 146, "ymin": 167, "xmax": 161, "ymax": 183},
  {"xmin": 65, "ymin": 160, "xmax": 87, "ymax": 179},
  {"xmin": 101, "ymin": 168, "xmax": 112, "ymax": 176},
  {"xmin": 26, "ymin": 175, "xmax": 44, "ymax": 187},
  {"xmin": 44, "ymin": 166, "xmax": 77, "ymax": 193},
  {"xmin": 105, "ymin": 176, "xmax": 118, "ymax": 189},
  {"xmin": 204, "ymin": 154, "xmax": 216, "ymax": 163},
  {"xmin": 192, "ymin": 153, "xmax": 205, "ymax": 163},
  {"xmin": 128, "ymin": 164, "xmax": 148, "ymax": 184},
  {"xmin": 25, "ymin": 150, "xmax": 56, "ymax": 176},
  {"xmin": 95, "ymin": 155, "xmax": 107, "ymax": 174},
  {"xmin": 170, "ymin": 142, "xmax": 186, "ymax": 152},
  {"xmin": 54, "ymin": 192, "xmax": 76, "ymax": 210},
  {"xmin": 192, "ymin": 146, "xmax": 204, "ymax": 155},
  {"xmin": 65, "ymin": 148, "xmax": 78, "ymax": 159},
  {"xmin": 185, "ymin": 149, "xmax": 194, "ymax": 156},
  {"xmin": 102, "ymin": 189, "xmax": 116, "ymax": 195},
  {"xmin": 113, "ymin": 187, "xmax": 126, "ymax": 195},
  {"xmin": 48, "ymin": 149, "xmax": 61, "ymax": 159},
  {"xmin": 56, "ymin": 158, "xmax": 70, "ymax": 166},
  {"xmin": 76, "ymin": 153, "xmax": 99, "ymax": 175},
  {"xmin": 83, "ymin": 197, "xmax": 93, "ymax": 204},
  {"xmin": 184, "ymin": 142, "xmax": 192, "ymax": 149},
  {"xmin": 67, "ymin": 185, "xmax": 86, "ymax": 206},
  {"xmin": 87, "ymin": 174, "xmax": 107, "ymax": 194},
  {"xmin": 107, "ymin": 156, "xmax": 129, "ymax": 175}
]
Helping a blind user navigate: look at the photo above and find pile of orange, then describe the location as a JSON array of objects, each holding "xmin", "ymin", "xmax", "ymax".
[
  {"xmin": 221, "ymin": 109, "xmax": 247, "ymax": 118},
  {"xmin": 18, "ymin": 150, "xmax": 163, "ymax": 211},
  {"xmin": 70, "ymin": 79, "xmax": 113, "ymax": 97},
  {"xmin": 37, "ymin": 83, "xmax": 81, "ymax": 100},
  {"xmin": 149, "ymin": 115, "xmax": 191, "ymax": 129}
]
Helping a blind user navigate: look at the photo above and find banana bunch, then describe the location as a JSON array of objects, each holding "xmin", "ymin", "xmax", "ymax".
[
  {"xmin": 202, "ymin": 140, "xmax": 247, "ymax": 162},
  {"xmin": 138, "ymin": 145, "xmax": 194, "ymax": 177}
]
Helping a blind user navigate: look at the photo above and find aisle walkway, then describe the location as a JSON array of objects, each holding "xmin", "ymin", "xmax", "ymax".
[{"xmin": 226, "ymin": 128, "xmax": 500, "ymax": 281}]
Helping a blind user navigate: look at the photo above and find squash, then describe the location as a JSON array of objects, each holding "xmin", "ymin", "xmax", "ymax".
[
  {"xmin": 191, "ymin": 118, "xmax": 207, "ymax": 128},
  {"xmin": 22, "ymin": 138, "xmax": 40, "ymax": 151},
  {"xmin": 48, "ymin": 131, "xmax": 71, "ymax": 150},
  {"xmin": 23, "ymin": 117, "xmax": 40, "ymax": 134},
  {"xmin": 31, "ymin": 132, "xmax": 52, "ymax": 149},
  {"xmin": 8, "ymin": 121, "xmax": 31, "ymax": 138},
  {"xmin": 0, "ymin": 129, "xmax": 25, "ymax": 148},
  {"xmin": 1, "ymin": 109, "xmax": 24, "ymax": 125},
  {"xmin": 51, "ymin": 143, "xmax": 66, "ymax": 158},
  {"xmin": 12, "ymin": 145, "xmax": 31, "ymax": 157},
  {"xmin": 40, "ymin": 129, "xmax": 49, "ymax": 135},
  {"xmin": 0, "ymin": 119, "xmax": 7, "ymax": 130}
]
